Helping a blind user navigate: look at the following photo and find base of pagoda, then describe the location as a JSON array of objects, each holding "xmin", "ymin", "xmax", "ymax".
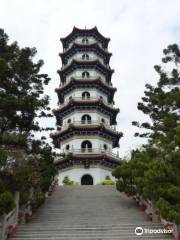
[{"xmin": 57, "ymin": 167, "xmax": 115, "ymax": 185}]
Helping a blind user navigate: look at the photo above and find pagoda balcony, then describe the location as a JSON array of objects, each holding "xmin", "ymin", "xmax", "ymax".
[
  {"xmin": 64, "ymin": 41, "xmax": 107, "ymax": 52},
  {"xmin": 58, "ymin": 120, "xmax": 117, "ymax": 132},
  {"xmin": 58, "ymin": 96, "xmax": 113, "ymax": 109},
  {"xmin": 60, "ymin": 43, "xmax": 111, "ymax": 65},
  {"xmin": 62, "ymin": 58, "xmax": 110, "ymax": 70},
  {"xmin": 54, "ymin": 148, "xmax": 120, "ymax": 163},
  {"xmin": 60, "ymin": 76, "xmax": 98, "ymax": 87},
  {"xmin": 58, "ymin": 59, "xmax": 114, "ymax": 83},
  {"xmin": 59, "ymin": 76, "xmax": 113, "ymax": 88},
  {"xmin": 62, "ymin": 58, "xmax": 111, "ymax": 71}
]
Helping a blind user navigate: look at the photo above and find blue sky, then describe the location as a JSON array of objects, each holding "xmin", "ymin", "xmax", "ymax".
[{"xmin": 1, "ymin": 0, "xmax": 180, "ymax": 157}]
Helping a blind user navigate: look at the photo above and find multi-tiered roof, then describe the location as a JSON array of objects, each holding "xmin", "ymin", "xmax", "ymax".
[{"xmin": 51, "ymin": 27, "xmax": 122, "ymax": 171}]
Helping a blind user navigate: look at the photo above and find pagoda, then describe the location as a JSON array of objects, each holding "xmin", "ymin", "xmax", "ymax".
[{"xmin": 51, "ymin": 27, "xmax": 122, "ymax": 185}]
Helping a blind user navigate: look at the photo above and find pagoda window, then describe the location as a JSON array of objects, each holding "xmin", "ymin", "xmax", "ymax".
[
  {"xmin": 81, "ymin": 140, "xmax": 92, "ymax": 152},
  {"xmin": 65, "ymin": 145, "xmax": 70, "ymax": 150},
  {"xmin": 82, "ymin": 38, "xmax": 89, "ymax": 44},
  {"xmin": 103, "ymin": 144, "xmax": 108, "ymax": 150},
  {"xmin": 82, "ymin": 71, "xmax": 90, "ymax": 78},
  {"xmin": 100, "ymin": 96, "xmax": 103, "ymax": 100},
  {"xmin": 101, "ymin": 118, "xmax": 105, "ymax": 123},
  {"xmin": 67, "ymin": 119, "xmax": 71, "ymax": 124},
  {"xmin": 81, "ymin": 114, "xmax": 91, "ymax": 124},
  {"xmin": 82, "ymin": 54, "xmax": 89, "ymax": 60},
  {"xmin": 82, "ymin": 91, "xmax": 90, "ymax": 99}
]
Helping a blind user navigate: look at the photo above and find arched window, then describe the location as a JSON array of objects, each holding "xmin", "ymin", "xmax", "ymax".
[
  {"xmin": 100, "ymin": 96, "xmax": 103, "ymax": 100},
  {"xmin": 82, "ymin": 91, "xmax": 90, "ymax": 99},
  {"xmin": 81, "ymin": 140, "xmax": 92, "ymax": 152},
  {"xmin": 82, "ymin": 38, "xmax": 89, "ymax": 44},
  {"xmin": 104, "ymin": 144, "xmax": 108, "ymax": 150},
  {"xmin": 82, "ymin": 71, "xmax": 90, "ymax": 78},
  {"xmin": 65, "ymin": 145, "xmax": 70, "ymax": 150},
  {"xmin": 81, "ymin": 114, "xmax": 91, "ymax": 124},
  {"xmin": 67, "ymin": 119, "xmax": 71, "ymax": 124},
  {"xmin": 82, "ymin": 54, "xmax": 89, "ymax": 60},
  {"xmin": 101, "ymin": 118, "xmax": 105, "ymax": 123}
]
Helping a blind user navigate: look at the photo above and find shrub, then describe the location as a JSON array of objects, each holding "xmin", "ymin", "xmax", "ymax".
[
  {"xmin": 0, "ymin": 191, "xmax": 15, "ymax": 215},
  {"xmin": 63, "ymin": 176, "xmax": 74, "ymax": 186},
  {"xmin": 101, "ymin": 179, "xmax": 115, "ymax": 185},
  {"xmin": 31, "ymin": 194, "xmax": 45, "ymax": 209}
]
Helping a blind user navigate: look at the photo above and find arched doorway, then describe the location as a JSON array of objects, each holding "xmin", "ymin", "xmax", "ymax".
[{"xmin": 81, "ymin": 174, "xmax": 93, "ymax": 185}]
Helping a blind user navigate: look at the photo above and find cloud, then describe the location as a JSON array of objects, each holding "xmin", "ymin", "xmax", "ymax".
[{"xmin": 1, "ymin": 0, "xmax": 180, "ymax": 157}]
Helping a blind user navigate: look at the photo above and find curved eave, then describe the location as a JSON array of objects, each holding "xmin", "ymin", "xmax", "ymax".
[
  {"xmin": 53, "ymin": 98, "xmax": 119, "ymax": 119},
  {"xmin": 60, "ymin": 26, "xmax": 110, "ymax": 48},
  {"xmin": 58, "ymin": 59, "xmax": 114, "ymax": 83},
  {"xmin": 51, "ymin": 124, "xmax": 122, "ymax": 138},
  {"xmin": 50, "ymin": 125, "xmax": 122, "ymax": 148},
  {"xmin": 53, "ymin": 100, "xmax": 119, "ymax": 125},
  {"xmin": 55, "ymin": 78, "xmax": 116, "ymax": 103},
  {"xmin": 59, "ymin": 43, "xmax": 112, "ymax": 64},
  {"xmin": 54, "ymin": 155, "xmax": 121, "ymax": 167}
]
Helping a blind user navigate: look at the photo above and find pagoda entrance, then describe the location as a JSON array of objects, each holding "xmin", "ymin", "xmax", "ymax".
[{"xmin": 81, "ymin": 174, "xmax": 93, "ymax": 185}]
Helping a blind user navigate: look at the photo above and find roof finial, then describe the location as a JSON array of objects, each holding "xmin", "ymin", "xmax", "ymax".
[{"xmin": 85, "ymin": 25, "xmax": 86, "ymax": 29}]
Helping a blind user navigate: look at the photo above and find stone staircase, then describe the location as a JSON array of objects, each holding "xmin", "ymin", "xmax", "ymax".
[{"xmin": 9, "ymin": 186, "xmax": 174, "ymax": 240}]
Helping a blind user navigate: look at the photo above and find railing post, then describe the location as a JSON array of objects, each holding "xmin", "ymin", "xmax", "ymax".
[
  {"xmin": 1, "ymin": 214, "xmax": 7, "ymax": 240},
  {"xmin": 151, "ymin": 200, "xmax": 157, "ymax": 222},
  {"xmin": 14, "ymin": 191, "xmax": 20, "ymax": 225}
]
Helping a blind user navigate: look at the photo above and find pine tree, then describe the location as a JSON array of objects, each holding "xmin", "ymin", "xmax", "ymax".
[{"xmin": 113, "ymin": 44, "xmax": 180, "ymax": 224}]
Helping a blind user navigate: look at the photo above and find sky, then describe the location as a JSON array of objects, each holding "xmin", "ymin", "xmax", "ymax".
[{"xmin": 1, "ymin": 0, "xmax": 180, "ymax": 157}]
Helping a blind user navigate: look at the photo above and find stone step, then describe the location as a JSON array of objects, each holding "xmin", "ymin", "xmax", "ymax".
[
  {"xmin": 17, "ymin": 224, "xmax": 165, "ymax": 230},
  {"xmin": 10, "ymin": 186, "xmax": 174, "ymax": 240},
  {"xmin": 9, "ymin": 235, "xmax": 172, "ymax": 240}
]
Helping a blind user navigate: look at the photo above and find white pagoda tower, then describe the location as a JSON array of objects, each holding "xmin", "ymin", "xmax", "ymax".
[{"xmin": 51, "ymin": 27, "xmax": 122, "ymax": 185}]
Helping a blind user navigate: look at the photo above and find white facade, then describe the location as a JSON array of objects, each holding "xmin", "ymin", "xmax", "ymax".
[
  {"xmin": 67, "ymin": 52, "xmax": 106, "ymax": 66},
  {"xmin": 65, "ymin": 69, "xmax": 106, "ymax": 83},
  {"xmin": 66, "ymin": 36, "xmax": 105, "ymax": 51},
  {"xmin": 61, "ymin": 136, "xmax": 112, "ymax": 152},
  {"xmin": 58, "ymin": 167, "xmax": 115, "ymax": 185},
  {"xmin": 62, "ymin": 110, "xmax": 110, "ymax": 125},
  {"xmin": 64, "ymin": 88, "xmax": 108, "ymax": 103}
]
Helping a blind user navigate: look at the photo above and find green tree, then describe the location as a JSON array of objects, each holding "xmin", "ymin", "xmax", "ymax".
[
  {"xmin": 113, "ymin": 44, "xmax": 180, "ymax": 224},
  {"xmin": 0, "ymin": 29, "xmax": 56, "ymax": 215},
  {"xmin": 0, "ymin": 29, "xmax": 52, "ymax": 135}
]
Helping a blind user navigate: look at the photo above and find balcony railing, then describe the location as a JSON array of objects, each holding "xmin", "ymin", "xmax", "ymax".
[
  {"xmin": 60, "ymin": 120, "xmax": 116, "ymax": 132},
  {"xmin": 62, "ymin": 58, "xmax": 110, "ymax": 70},
  {"xmin": 64, "ymin": 41, "xmax": 107, "ymax": 52},
  {"xmin": 54, "ymin": 148, "xmax": 120, "ymax": 162},
  {"xmin": 58, "ymin": 96, "xmax": 113, "ymax": 109},
  {"xmin": 59, "ymin": 77, "xmax": 113, "ymax": 88}
]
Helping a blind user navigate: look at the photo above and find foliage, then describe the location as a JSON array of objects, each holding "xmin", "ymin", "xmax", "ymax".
[
  {"xmin": 0, "ymin": 29, "xmax": 52, "ymax": 134},
  {"xmin": 0, "ymin": 148, "xmax": 7, "ymax": 168},
  {"xmin": 0, "ymin": 133, "xmax": 27, "ymax": 147},
  {"xmin": 113, "ymin": 44, "xmax": 180, "ymax": 224},
  {"xmin": 63, "ymin": 176, "xmax": 74, "ymax": 186},
  {"xmin": 0, "ymin": 28, "xmax": 56, "ymax": 216},
  {"xmin": 101, "ymin": 179, "xmax": 115, "ymax": 185},
  {"xmin": 31, "ymin": 193, "xmax": 46, "ymax": 209},
  {"xmin": 0, "ymin": 191, "xmax": 15, "ymax": 215}
]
